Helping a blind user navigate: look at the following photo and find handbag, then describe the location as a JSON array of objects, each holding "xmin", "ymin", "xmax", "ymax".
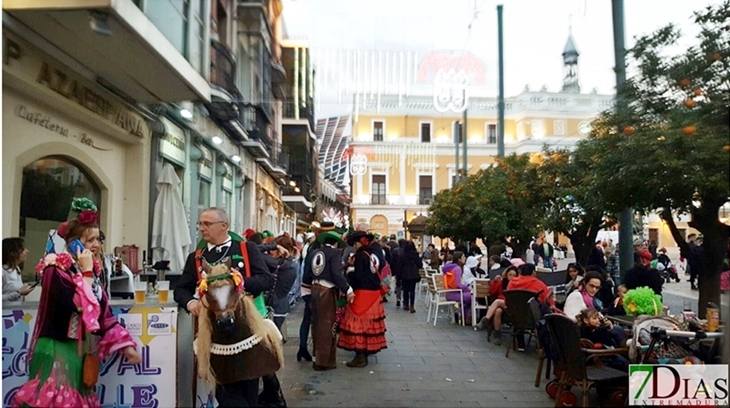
[{"xmin": 82, "ymin": 353, "xmax": 100, "ymax": 388}]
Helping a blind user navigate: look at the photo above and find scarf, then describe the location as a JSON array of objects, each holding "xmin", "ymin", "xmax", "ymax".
[{"xmin": 580, "ymin": 289, "xmax": 603, "ymax": 310}]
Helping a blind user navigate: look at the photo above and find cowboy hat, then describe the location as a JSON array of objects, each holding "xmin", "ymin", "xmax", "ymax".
[
  {"xmin": 347, "ymin": 230, "xmax": 374, "ymax": 246},
  {"xmin": 317, "ymin": 230, "xmax": 346, "ymax": 248},
  {"xmin": 317, "ymin": 221, "xmax": 336, "ymax": 232}
]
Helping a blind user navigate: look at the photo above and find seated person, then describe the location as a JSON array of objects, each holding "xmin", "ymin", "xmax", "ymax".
[
  {"xmin": 506, "ymin": 264, "xmax": 556, "ymax": 308},
  {"xmin": 476, "ymin": 266, "xmax": 518, "ymax": 346},
  {"xmin": 564, "ymin": 263, "xmax": 585, "ymax": 296},
  {"xmin": 576, "ymin": 308, "xmax": 629, "ymax": 371},
  {"xmin": 605, "ymin": 284, "xmax": 627, "ymax": 316}
]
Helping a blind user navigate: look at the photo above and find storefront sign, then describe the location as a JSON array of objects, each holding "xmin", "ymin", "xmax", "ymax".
[
  {"xmin": 198, "ymin": 145, "xmax": 213, "ymax": 180},
  {"xmin": 14, "ymin": 103, "xmax": 113, "ymax": 151},
  {"xmin": 222, "ymin": 163, "xmax": 233, "ymax": 192},
  {"xmin": 2, "ymin": 306, "xmax": 178, "ymax": 408},
  {"xmin": 3, "ymin": 33, "xmax": 146, "ymax": 139},
  {"xmin": 160, "ymin": 117, "xmax": 186, "ymax": 166}
]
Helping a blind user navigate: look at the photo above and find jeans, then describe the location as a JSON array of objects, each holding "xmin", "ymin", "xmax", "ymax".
[
  {"xmin": 395, "ymin": 276, "xmax": 402, "ymax": 301},
  {"xmin": 299, "ymin": 294, "xmax": 312, "ymax": 348},
  {"xmin": 402, "ymin": 279, "xmax": 419, "ymax": 308},
  {"xmin": 543, "ymin": 256, "xmax": 553, "ymax": 270}
]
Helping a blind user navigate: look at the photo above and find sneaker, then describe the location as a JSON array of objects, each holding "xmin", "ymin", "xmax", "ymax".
[{"xmin": 396, "ymin": 300, "xmax": 401, "ymax": 307}]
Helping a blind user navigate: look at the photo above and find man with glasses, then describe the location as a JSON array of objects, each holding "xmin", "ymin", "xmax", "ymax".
[{"xmin": 175, "ymin": 207, "xmax": 274, "ymax": 407}]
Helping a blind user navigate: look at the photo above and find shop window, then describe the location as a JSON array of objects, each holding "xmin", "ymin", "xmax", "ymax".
[{"xmin": 20, "ymin": 156, "xmax": 101, "ymax": 280}]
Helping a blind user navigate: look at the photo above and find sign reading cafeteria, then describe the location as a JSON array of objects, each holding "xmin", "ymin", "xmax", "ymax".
[{"xmin": 2, "ymin": 307, "xmax": 177, "ymax": 408}]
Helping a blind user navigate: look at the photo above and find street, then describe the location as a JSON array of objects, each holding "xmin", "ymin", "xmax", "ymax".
[{"xmin": 279, "ymin": 299, "xmax": 555, "ymax": 408}]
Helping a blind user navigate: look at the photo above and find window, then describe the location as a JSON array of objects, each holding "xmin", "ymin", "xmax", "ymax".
[
  {"xmin": 371, "ymin": 175, "xmax": 386, "ymax": 204},
  {"xmin": 648, "ymin": 228, "xmax": 659, "ymax": 245},
  {"xmin": 420, "ymin": 122, "xmax": 431, "ymax": 143},
  {"xmin": 188, "ymin": 0, "xmax": 206, "ymax": 73},
  {"xmin": 486, "ymin": 124, "xmax": 497, "ymax": 144},
  {"xmin": 141, "ymin": 0, "xmax": 206, "ymax": 75},
  {"xmin": 419, "ymin": 175, "xmax": 433, "ymax": 205},
  {"xmin": 452, "ymin": 121, "xmax": 463, "ymax": 143},
  {"xmin": 20, "ymin": 156, "xmax": 102, "ymax": 281},
  {"xmin": 373, "ymin": 121, "xmax": 384, "ymax": 142}
]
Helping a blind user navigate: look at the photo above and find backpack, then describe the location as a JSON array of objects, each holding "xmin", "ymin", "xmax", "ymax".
[{"xmin": 444, "ymin": 270, "xmax": 458, "ymax": 289}]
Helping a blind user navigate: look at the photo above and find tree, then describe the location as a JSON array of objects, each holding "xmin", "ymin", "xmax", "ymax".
[
  {"xmin": 536, "ymin": 148, "xmax": 616, "ymax": 266},
  {"xmin": 426, "ymin": 154, "xmax": 544, "ymax": 257},
  {"xmin": 583, "ymin": 2, "xmax": 730, "ymax": 315}
]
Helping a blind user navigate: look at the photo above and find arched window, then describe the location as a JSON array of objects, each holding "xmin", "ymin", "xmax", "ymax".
[{"xmin": 19, "ymin": 156, "xmax": 101, "ymax": 278}]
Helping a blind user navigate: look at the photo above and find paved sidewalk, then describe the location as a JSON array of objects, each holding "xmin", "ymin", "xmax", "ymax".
[{"xmin": 279, "ymin": 299, "xmax": 554, "ymax": 408}]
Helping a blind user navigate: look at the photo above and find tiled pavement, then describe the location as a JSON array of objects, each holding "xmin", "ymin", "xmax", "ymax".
[{"xmin": 278, "ymin": 299, "xmax": 555, "ymax": 408}]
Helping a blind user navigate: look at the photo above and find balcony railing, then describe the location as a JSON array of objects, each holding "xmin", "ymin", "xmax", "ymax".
[
  {"xmin": 210, "ymin": 40, "xmax": 237, "ymax": 97},
  {"xmin": 418, "ymin": 195, "xmax": 434, "ymax": 205},
  {"xmin": 270, "ymin": 141, "xmax": 288, "ymax": 171},
  {"xmin": 283, "ymin": 99, "xmax": 315, "ymax": 130},
  {"xmin": 240, "ymin": 105, "xmax": 272, "ymax": 151},
  {"xmin": 370, "ymin": 194, "xmax": 388, "ymax": 205}
]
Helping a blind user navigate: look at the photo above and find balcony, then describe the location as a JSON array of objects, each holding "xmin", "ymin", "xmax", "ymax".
[
  {"xmin": 3, "ymin": 0, "xmax": 210, "ymax": 103},
  {"xmin": 256, "ymin": 140, "xmax": 287, "ymax": 179},
  {"xmin": 210, "ymin": 40, "xmax": 238, "ymax": 101},
  {"xmin": 418, "ymin": 195, "xmax": 434, "ymax": 206},
  {"xmin": 370, "ymin": 194, "xmax": 388, "ymax": 205},
  {"xmin": 240, "ymin": 105, "xmax": 272, "ymax": 158},
  {"xmin": 282, "ymin": 175, "xmax": 314, "ymax": 214}
]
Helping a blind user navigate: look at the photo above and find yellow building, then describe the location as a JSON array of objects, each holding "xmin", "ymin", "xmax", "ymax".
[{"xmin": 348, "ymin": 36, "xmax": 617, "ymax": 243}]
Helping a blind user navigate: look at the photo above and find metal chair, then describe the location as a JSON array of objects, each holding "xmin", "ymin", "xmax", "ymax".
[
  {"xmin": 503, "ymin": 289, "xmax": 538, "ymax": 357},
  {"xmin": 471, "ymin": 278, "xmax": 490, "ymax": 327},
  {"xmin": 544, "ymin": 314, "xmax": 628, "ymax": 407},
  {"xmin": 426, "ymin": 274, "xmax": 464, "ymax": 326}
]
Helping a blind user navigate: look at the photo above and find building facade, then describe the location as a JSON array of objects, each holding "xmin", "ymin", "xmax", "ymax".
[{"xmin": 2, "ymin": 0, "xmax": 304, "ymax": 279}]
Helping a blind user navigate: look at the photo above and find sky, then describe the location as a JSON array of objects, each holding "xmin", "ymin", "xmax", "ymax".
[{"xmin": 281, "ymin": 0, "xmax": 717, "ymax": 118}]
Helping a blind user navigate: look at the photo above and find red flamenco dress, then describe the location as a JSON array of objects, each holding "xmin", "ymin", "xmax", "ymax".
[
  {"xmin": 337, "ymin": 248, "xmax": 388, "ymax": 355},
  {"xmin": 12, "ymin": 252, "xmax": 136, "ymax": 408}
]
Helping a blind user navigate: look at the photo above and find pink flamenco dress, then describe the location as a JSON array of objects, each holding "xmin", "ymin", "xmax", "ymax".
[{"xmin": 12, "ymin": 252, "xmax": 137, "ymax": 408}]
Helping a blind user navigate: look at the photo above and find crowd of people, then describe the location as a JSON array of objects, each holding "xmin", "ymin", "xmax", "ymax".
[{"xmin": 5, "ymin": 199, "xmax": 729, "ymax": 408}]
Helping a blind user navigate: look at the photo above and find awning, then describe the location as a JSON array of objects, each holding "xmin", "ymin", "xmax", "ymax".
[
  {"xmin": 151, "ymin": 163, "xmax": 192, "ymax": 273},
  {"xmin": 3, "ymin": 0, "xmax": 210, "ymax": 103}
]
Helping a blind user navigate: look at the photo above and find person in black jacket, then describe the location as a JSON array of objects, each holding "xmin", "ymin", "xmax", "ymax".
[
  {"xmin": 307, "ymin": 230, "xmax": 349, "ymax": 371},
  {"xmin": 338, "ymin": 231, "xmax": 388, "ymax": 368},
  {"xmin": 390, "ymin": 239, "xmax": 406, "ymax": 307},
  {"xmin": 400, "ymin": 240, "xmax": 422, "ymax": 313},
  {"xmin": 623, "ymin": 253, "xmax": 664, "ymax": 297},
  {"xmin": 174, "ymin": 207, "xmax": 273, "ymax": 408}
]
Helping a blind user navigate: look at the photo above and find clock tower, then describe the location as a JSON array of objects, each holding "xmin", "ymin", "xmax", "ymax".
[{"xmin": 562, "ymin": 32, "xmax": 580, "ymax": 93}]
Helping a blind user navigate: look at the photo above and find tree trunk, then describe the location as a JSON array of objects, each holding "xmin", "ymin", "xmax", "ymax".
[
  {"xmin": 661, "ymin": 207, "xmax": 728, "ymax": 316},
  {"xmin": 567, "ymin": 221, "xmax": 602, "ymax": 267}
]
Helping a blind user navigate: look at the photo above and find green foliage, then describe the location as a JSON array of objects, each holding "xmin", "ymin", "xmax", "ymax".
[{"xmin": 426, "ymin": 154, "xmax": 543, "ymax": 254}]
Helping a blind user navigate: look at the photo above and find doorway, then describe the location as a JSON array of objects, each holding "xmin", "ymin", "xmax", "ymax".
[{"xmin": 20, "ymin": 156, "xmax": 101, "ymax": 280}]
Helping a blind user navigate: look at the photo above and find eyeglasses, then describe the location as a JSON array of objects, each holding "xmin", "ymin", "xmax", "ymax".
[
  {"xmin": 586, "ymin": 283, "xmax": 601, "ymax": 290},
  {"xmin": 197, "ymin": 221, "xmax": 226, "ymax": 228}
]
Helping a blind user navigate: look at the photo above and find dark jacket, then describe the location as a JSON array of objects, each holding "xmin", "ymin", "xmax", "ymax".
[
  {"xmin": 263, "ymin": 255, "xmax": 299, "ymax": 314},
  {"xmin": 308, "ymin": 245, "xmax": 348, "ymax": 293},
  {"xmin": 537, "ymin": 242, "xmax": 554, "ymax": 258},
  {"xmin": 390, "ymin": 247, "xmax": 403, "ymax": 279},
  {"xmin": 400, "ymin": 246, "xmax": 422, "ymax": 281},
  {"xmin": 348, "ymin": 244, "xmax": 384, "ymax": 291},
  {"xmin": 623, "ymin": 265, "xmax": 663, "ymax": 296},
  {"xmin": 175, "ymin": 239, "xmax": 273, "ymax": 310},
  {"xmin": 302, "ymin": 241, "xmax": 323, "ymax": 288}
]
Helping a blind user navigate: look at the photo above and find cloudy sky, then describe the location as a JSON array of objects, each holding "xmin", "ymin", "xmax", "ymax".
[{"xmin": 282, "ymin": 0, "xmax": 716, "ymax": 118}]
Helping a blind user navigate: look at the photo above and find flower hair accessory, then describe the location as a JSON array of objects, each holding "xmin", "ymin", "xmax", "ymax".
[
  {"xmin": 197, "ymin": 270, "xmax": 245, "ymax": 299},
  {"xmin": 71, "ymin": 198, "xmax": 98, "ymax": 213},
  {"xmin": 78, "ymin": 209, "xmax": 99, "ymax": 225}
]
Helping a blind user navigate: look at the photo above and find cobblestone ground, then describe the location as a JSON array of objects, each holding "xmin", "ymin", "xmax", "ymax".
[{"xmin": 279, "ymin": 298, "xmax": 555, "ymax": 408}]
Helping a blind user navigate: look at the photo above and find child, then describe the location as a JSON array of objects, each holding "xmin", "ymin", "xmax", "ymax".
[
  {"xmin": 606, "ymin": 284, "xmax": 628, "ymax": 316},
  {"xmin": 576, "ymin": 309, "xmax": 629, "ymax": 371}
]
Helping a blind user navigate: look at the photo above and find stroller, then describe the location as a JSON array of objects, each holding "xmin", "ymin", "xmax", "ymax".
[{"xmin": 628, "ymin": 315, "xmax": 723, "ymax": 365}]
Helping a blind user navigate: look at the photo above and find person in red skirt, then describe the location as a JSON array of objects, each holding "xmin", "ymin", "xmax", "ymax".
[{"xmin": 338, "ymin": 231, "xmax": 388, "ymax": 367}]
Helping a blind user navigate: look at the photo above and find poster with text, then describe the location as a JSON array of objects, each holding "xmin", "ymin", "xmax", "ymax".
[{"xmin": 2, "ymin": 306, "xmax": 177, "ymax": 408}]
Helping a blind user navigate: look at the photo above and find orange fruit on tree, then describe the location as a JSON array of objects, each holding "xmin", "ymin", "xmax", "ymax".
[
  {"xmin": 683, "ymin": 126, "xmax": 696, "ymax": 136},
  {"xmin": 693, "ymin": 88, "xmax": 703, "ymax": 97},
  {"xmin": 723, "ymin": 145, "xmax": 730, "ymax": 153},
  {"xmin": 624, "ymin": 126, "xmax": 635, "ymax": 135},
  {"xmin": 711, "ymin": 52, "xmax": 721, "ymax": 62},
  {"xmin": 679, "ymin": 78, "xmax": 691, "ymax": 88},
  {"xmin": 684, "ymin": 99, "xmax": 696, "ymax": 108}
]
